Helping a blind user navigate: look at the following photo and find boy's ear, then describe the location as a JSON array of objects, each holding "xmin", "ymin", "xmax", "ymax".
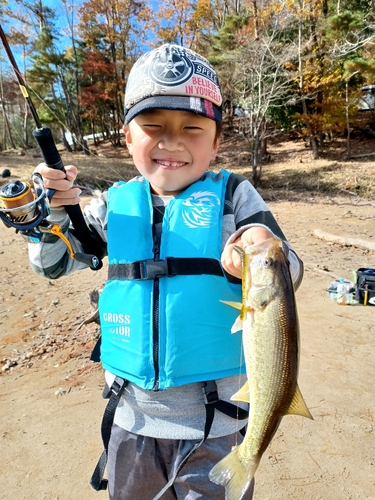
[
  {"xmin": 210, "ymin": 138, "xmax": 220, "ymax": 162},
  {"xmin": 123, "ymin": 125, "xmax": 133, "ymax": 155}
]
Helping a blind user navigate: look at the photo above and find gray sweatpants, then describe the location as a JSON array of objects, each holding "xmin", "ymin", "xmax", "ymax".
[{"xmin": 107, "ymin": 424, "xmax": 254, "ymax": 499}]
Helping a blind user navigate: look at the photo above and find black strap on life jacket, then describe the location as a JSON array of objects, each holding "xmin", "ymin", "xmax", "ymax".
[
  {"xmin": 107, "ymin": 257, "xmax": 224, "ymax": 281},
  {"xmin": 89, "ymin": 378, "xmax": 248, "ymax": 493},
  {"xmin": 90, "ymin": 377, "xmax": 128, "ymax": 491}
]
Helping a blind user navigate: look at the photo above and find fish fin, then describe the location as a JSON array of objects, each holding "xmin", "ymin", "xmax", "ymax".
[
  {"xmin": 286, "ymin": 385, "xmax": 314, "ymax": 420},
  {"xmin": 230, "ymin": 381, "xmax": 250, "ymax": 403},
  {"xmin": 220, "ymin": 300, "xmax": 242, "ymax": 311},
  {"xmin": 220, "ymin": 301, "xmax": 245, "ymax": 333},
  {"xmin": 230, "ymin": 315, "xmax": 243, "ymax": 333},
  {"xmin": 209, "ymin": 446, "xmax": 256, "ymax": 500}
]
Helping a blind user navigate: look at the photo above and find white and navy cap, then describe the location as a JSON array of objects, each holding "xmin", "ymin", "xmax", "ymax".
[{"xmin": 124, "ymin": 44, "xmax": 222, "ymax": 125}]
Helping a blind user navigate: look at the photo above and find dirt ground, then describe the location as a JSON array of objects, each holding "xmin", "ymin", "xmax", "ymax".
[{"xmin": 1, "ymin": 137, "xmax": 375, "ymax": 499}]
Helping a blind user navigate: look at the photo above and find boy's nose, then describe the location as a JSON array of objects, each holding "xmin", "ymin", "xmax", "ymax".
[{"xmin": 158, "ymin": 133, "xmax": 184, "ymax": 152}]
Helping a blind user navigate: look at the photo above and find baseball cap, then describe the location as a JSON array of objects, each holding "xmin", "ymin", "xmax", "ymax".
[{"xmin": 124, "ymin": 44, "xmax": 222, "ymax": 125}]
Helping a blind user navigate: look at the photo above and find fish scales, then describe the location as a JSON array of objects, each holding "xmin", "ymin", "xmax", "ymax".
[{"xmin": 209, "ymin": 238, "xmax": 312, "ymax": 500}]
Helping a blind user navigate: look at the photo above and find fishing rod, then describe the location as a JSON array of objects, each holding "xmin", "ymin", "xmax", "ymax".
[{"xmin": 0, "ymin": 24, "xmax": 102, "ymax": 270}]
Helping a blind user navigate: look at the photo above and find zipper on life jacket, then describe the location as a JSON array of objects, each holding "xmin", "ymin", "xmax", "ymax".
[
  {"xmin": 153, "ymin": 278, "xmax": 160, "ymax": 390},
  {"xmin": 152, "ymin": 231, "xmax": 161, "ymax": 391}
]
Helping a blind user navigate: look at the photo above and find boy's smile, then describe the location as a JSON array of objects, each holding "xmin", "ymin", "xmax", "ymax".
[{"xmin": 124, "ymin": 109, "xmax": 219, "ymax": 196}]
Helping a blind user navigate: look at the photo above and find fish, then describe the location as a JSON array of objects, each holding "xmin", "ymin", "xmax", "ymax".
[{"xmin": 209, "ymin": 237, "xmax": 313, "ymax": 500}]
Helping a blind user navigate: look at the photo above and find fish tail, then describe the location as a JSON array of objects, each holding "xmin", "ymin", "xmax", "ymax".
[{"xmin": 209, "ymin": 447, "xmax": 258, "ymax": 500}]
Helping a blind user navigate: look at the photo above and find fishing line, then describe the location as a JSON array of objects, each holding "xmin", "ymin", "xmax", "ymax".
[{"xmin": 235, "ymin": 337, "xmax": 246, "ymax": 449}]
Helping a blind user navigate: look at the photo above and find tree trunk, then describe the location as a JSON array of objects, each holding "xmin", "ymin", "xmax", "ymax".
[
  {"xmin": 83, "ymin": 139, "xmax": 90, "ymax": 156},
  {"xmin": 251, "ymin": 134, "xmax": 260, "ymax": 186},
  {"xmin": 310, "ymin": 136, "xmax": 320, "ymax": 159},
  {"xmin": 301, "ymin": 96, "xmax": 320, "ymax": 159},
  {"xmin": 1, "ymin": 103, "xmax": 16, "ymax": 149},
  {"xmin": 345, "ymin": 80, "xmax": 351, "ymax": 159},
  {"xmin": 61, "ymin": 128, "xmax": 73, "ymax": 153},
  {"xmin": 0, "ymin": 72, "xmax": 16, "ymax": 150},
  {"xmin": 297, "ymin": 2, "xmax": 320, "ymax": 160},
  {"xmin": 23, "ymin": 102, "xmax": 29, "ymax": 148}
]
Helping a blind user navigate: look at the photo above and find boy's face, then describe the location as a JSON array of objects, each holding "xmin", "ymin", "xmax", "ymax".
[{"xmin": 124, "ymin": 109, "xmax": 219, "ymax": 196}]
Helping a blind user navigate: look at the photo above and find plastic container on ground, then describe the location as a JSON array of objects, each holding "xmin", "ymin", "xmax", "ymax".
[
  {"xmin": 327, "ymin": 278, "xmax": 357, "ymax": 305},
  {"xmin": 336, "ymin": 278, "xmax": 347, "ymax": 305}
]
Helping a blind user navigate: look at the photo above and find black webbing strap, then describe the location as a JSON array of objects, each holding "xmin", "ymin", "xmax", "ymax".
[
  {"xmin": 90, "ymin": 377, "xmax": 248, "ymax": 495},
  {"xmin": 215, "ymin": 399, "xmax": 248, "ymax": 421},
  {"xmin": 90, "ymin": 336, "xmax": 101, "ymax": 362},
  {"xmin": 152, "ymin": 380, "xmax": 248, "ymax": 500},
  {"xmin": 108, "ymin": 257, "xmax": 224, "ymax": 281},
  {"xmin": 90, "ymin": 377, "xmax": 128, "ymax": 491}
]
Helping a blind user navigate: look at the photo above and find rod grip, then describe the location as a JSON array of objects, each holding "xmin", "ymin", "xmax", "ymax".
[{"xmin": 32, "ymin": 127, "xmax": 64, "ymax": 171}]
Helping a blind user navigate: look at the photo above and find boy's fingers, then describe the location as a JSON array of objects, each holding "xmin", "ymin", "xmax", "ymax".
[
  {"xmin": 64, "ymin": 165, "xmax": 78, "ymax": 181},
  {"xmin": 34, "ymin": 163, "xmax": 77, "ymax": 182},
  {"xmin": 221, "ymin": 243, "xmax": 242, "ymax": 279},
  {"xmin": 52, "ymin": 187, "xmax": 82, "ymax": 199},
  {"xmin": 44, "ymin": 177, "xmax": 75, "ymax": 192},
  {"xmin": 49, "ymin": 188, "xmax": 82, "ymax": 207}
]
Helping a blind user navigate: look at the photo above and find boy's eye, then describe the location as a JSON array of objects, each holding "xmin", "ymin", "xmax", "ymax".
[
  {"xmin": 184, "ymin": 125, "xmax": 203, "ymax": 130},
  {"xmin": 142, "ymin": 123, "xmax": 162, "ymax": 128}
]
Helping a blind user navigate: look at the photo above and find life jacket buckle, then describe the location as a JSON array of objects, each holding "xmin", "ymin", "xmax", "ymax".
[
  {"xmin": 140, "ymin": 258, "xmax": 175, "ymax": 280},
  {"xmin": 202, "ymin": 380, "xmax": 219, "ymax": 405}
]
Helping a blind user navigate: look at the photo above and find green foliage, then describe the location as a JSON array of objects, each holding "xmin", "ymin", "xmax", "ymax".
[
  {"xmin": 326, "ymin": 11, "xmax": 365, "ymax": 35},
  {"xmin": 345, "ymin": 57, "xmax": 375, "ymax": 83},
  {"xmin": 209, "ymin": 14, "xmax": 248, "ymax": 61}
]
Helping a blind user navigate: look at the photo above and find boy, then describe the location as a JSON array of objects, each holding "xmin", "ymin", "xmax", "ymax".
[{"xmin": 30, "ymin": 44, "xmax": 303, "ymax": 499}]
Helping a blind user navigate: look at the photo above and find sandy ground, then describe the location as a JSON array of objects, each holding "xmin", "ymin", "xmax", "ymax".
[{"xmin": 1, "ymin": 149, "xmax": 375, "ymax": 499}]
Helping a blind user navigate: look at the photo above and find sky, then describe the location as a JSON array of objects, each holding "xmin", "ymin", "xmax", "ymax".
[
  {"xmin": 0, "ymin": 0, "xmax": 161, "ymax": 69},
  {"xmin": 0, "ymin": 1, "xmax": 75, "ymax": 70}
]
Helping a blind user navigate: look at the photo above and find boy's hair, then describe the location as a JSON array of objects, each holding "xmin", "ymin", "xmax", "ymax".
[
  {"xmin": 214, "ymin": 122, "xmax": 222, "ymax": 145},
  {"xmin": 124, "ymin": 44, "xmax": 222, "ymax": 125}
]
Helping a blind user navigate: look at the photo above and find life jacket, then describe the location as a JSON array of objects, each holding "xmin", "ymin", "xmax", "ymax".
[{"xmin": 98, "ymin": 171, "xmax": 245, "ymax": 390}]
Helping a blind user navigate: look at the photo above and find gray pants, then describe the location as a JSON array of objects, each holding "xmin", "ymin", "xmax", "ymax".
[{"xmin": 107, "ymin": 424, "xmax": 255, "ymax": 500}]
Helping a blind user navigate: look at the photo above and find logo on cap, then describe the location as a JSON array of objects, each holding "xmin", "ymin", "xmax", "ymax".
[{"xmin": 149, "ymin": 45, "xmax": 193, "ymax": 87}]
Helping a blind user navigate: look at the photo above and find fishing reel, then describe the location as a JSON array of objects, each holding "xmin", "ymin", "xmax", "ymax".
[
  {"xmin": 0, "ymin": 173, "xmax": 101, "ymax": 269},
  {"xmin": 0, "ymin": 173, "xmax": 48, "ymax": 234}
]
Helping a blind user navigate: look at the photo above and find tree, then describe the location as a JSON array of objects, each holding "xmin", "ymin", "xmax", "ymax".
[
  {"xmin": 77, "ymin": 0, "xmax": 151, "ymax": 145},
  {"xmin": 1, "ymin": 1, "xmax": 37, "ymax": 148},
  {"xmin": 79, "ymin": 50, "xmax": 118, "ymax": 145},
  {"xmin": 151, "ymin": 0, "xmax": 215, "ymax": 49},
  {"xmin": 290, "ymin": 1, "xmax": 375, "ymax": 158},
  {"xmin": 0, "ymin": 69, "xmax": 18, "ymax": 149},
  {"xmin": 209, "ymin": 3, "xmax": 299, "ymax": 184}
]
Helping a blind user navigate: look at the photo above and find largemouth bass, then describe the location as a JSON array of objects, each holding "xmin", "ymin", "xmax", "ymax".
[{"xmin": 209, "ymin": 238, "xmax": 313, "ymax": 500}]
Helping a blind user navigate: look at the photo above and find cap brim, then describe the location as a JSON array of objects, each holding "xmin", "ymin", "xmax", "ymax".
[{"xmin": 124, "ymin": 95, "xmax": 222, "ymax": 125}]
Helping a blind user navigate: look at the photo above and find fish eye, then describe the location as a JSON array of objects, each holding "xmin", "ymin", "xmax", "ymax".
[{"xmin": 263, "ymin": 257, "xmax": 274, "ymax": 268}]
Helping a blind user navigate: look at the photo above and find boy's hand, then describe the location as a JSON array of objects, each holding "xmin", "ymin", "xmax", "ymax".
[
  {"xmin": 34, "ymin": 163, "xmax": 81, "ymax": 207},
  {"xmin": 221, "ymin": 226, "xmax": 274, "ymax": 279}
]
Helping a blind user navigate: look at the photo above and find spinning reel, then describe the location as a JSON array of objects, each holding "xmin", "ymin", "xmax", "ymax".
[
  {"xmin": 0, "ymin": 174, "xmax": 101, "ymax": 269},
  {"xmin": 0, "ymin": 173, "xmax": 48, "ymax": 234}
]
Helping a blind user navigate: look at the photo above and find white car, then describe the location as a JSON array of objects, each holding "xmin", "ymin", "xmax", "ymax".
[{"xmin": 358, "ymin": 85, "xmax": 375, "ymax": 111}]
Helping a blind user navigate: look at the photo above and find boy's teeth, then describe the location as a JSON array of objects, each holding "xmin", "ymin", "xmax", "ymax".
[{"xmin": 159, "ymin": 160, "xmax": 184, "ymax": 167}]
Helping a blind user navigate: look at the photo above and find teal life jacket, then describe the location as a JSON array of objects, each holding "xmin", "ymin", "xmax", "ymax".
[{"xmin": 99, "ymin": 171, "xmax": 245, "ymax": 390}]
